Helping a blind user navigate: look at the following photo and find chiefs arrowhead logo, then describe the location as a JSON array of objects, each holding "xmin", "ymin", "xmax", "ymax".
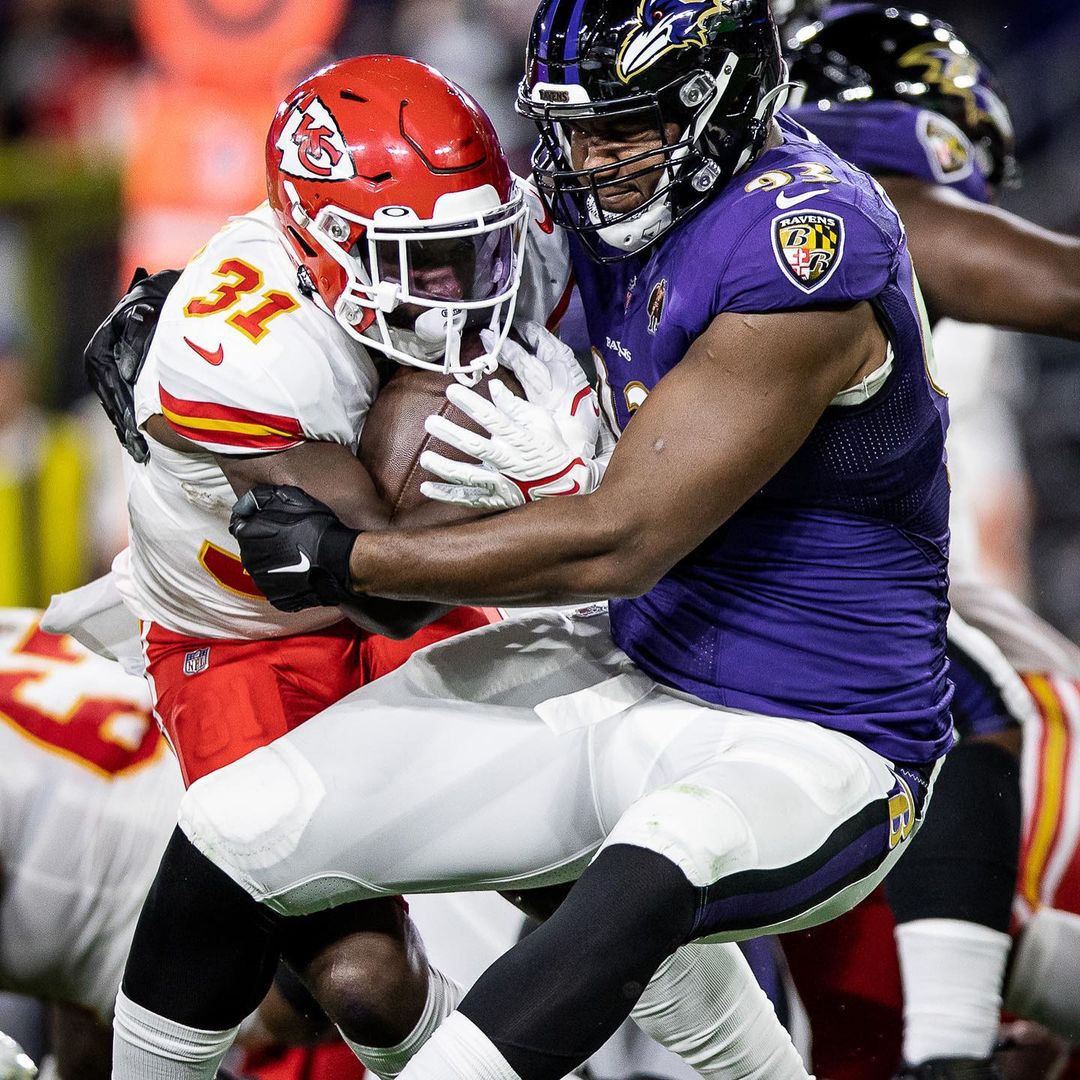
[{"xmin": 275, "ymin": 94, "xmax": 356, "ymax": 182}]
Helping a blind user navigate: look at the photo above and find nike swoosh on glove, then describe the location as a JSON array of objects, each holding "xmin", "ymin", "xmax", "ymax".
[{"xmin": 229, "ymin": 486, "xmax": 360, "ymax": 612}]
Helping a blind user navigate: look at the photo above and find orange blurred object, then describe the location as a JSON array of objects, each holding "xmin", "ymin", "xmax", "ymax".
[
  {"xmin": 120, "ymin": 75, "xmax": 273, "ymax": 280},
  {"xmin": 122, "ymin": 0, "xmax": 348, "ymax": 279},
  {"xmin": 135, "ymin": 0, "xmax": 348, "ymax": 96}
]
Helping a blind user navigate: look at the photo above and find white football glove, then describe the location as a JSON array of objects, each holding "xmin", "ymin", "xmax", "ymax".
[
  {"xmin": 420, "ymin": 323, "xmax": 604, "ymax": 511},
  {"xmin": 493, "ymin": 322, "xmax": 600, "ymax": 458}
]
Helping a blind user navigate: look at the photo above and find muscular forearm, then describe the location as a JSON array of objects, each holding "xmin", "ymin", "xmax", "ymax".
[
  {"xmin": 348, "ymin": 489, "xmax": 651, "ymax": 605},
  {"xmin": 884, "ymin": 177, "xmax": 1080, "ymax": 340},
  {"xmin": 923, "ymin": 239, "xmax": 1080, "ymax": 339},
  {"xmin": 216, "ymin": 441, "xmax": 393, "ymax": 532}
]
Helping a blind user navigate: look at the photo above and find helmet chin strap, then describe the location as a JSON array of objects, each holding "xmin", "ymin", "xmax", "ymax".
[{"xmin": 596, "ymin": 196, "xmax": 674, "ymax": 253}]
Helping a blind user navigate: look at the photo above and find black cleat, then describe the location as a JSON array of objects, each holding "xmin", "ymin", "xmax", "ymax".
[{"xmin": 894, "ymin": 1059, "xmax": 1003, "ymax": 1080}]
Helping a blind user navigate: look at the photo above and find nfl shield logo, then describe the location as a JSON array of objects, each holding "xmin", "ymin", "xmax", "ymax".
[
  {"xmin": 772, "ymin": 211, "xmax": 845, "ymax": 294},
  {"xmin": 183, "ymin": 647, "xmax": 211, "ymax": 677}
]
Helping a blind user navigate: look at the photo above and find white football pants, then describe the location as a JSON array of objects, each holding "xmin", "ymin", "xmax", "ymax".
[{"xmin": 180, "ymin": 606, "xmax": 937, "ymax": 942}]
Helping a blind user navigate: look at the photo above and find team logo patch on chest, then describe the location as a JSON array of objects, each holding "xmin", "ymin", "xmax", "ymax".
[
  {"xmin": 772, "ymin": 211, "xmax": 845, "ymax": 294},
  {"xmin": 646, "ymin": 279, "xmax": 667, "ymax": 334}
]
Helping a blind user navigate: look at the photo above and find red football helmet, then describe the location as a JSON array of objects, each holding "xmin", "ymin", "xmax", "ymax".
[{"xmin": 266, "ymin": 55, "xmax": 528, "ymax": 376}]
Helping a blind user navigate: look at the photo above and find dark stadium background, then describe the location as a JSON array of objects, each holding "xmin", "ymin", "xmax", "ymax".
[{"xmin": 0, "ymin": 0, "xmax": 1076, "ymax": 628}]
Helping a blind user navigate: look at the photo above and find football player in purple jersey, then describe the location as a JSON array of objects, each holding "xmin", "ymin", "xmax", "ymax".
[
  {"xmin": 207, "ymin": 1, "xmax": 966, "ymax": 1077},
  {"xmin": 780, "ymin": 6, "xmax": 1080, "ymax": 1079}
]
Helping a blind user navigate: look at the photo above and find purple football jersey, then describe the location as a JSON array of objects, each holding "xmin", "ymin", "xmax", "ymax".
[
  {"xmin": 572, "ymin": 113, "xmax": 953, "ymax": 766},
  {"xmin": 788, "ymin": 100, "xmax": 992, "ymax": 205}
]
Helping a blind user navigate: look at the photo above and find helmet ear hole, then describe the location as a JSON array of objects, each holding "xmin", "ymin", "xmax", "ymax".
[{"xmin": 287, "ymin": 226, "xmax": 318, "ymax": 259}]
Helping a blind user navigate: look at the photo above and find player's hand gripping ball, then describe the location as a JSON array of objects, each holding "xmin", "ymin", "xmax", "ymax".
[
  {"xmin": 229, "ymin": 486, "xmax": 359, "ymax": 612},
  {"xmin": 420, "ymin": 322, "xmax": 604, "ymax": 510},
  {"xmin": 0, "ymin": 1032, "xmax": 37, "ymax": 1080},
  {"xmin": 359, "ymin": 341, "xmax": 526, "ymax": 524}
]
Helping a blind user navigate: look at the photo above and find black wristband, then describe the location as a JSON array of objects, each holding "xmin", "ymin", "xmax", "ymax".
[{"xmin": 317, "ymin": 521, "xmax": 361, "ymax": 596}]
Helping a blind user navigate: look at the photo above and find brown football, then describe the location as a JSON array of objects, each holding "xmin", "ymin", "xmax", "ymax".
[{"xmin": 360, "ymin": 364, "xmax": 525, "ymax": 526}]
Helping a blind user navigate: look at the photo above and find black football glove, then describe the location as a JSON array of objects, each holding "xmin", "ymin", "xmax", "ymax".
[
  {"xmin": 229, "ymin": 485, "xmax": 360, "ymax": 612},
  {"xmin": 84, "ymin": 267, "xmax": 181, "ymax": 463}
]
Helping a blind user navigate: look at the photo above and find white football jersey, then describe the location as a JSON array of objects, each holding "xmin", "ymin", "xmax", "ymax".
[
  {"xmin": 0, "ymin": 609, "xmax": 182, "ymax": 1022},
  {"xmin": 517, "ymin": 181, "xmax": 573, "ymax": 332},
  {"xmin": 127, "ymin": 195, "xmax": 570, "ymax": 640},
  {"xmin": 129, "ymin": 204, "xmax": 380, "ymax": 639}
]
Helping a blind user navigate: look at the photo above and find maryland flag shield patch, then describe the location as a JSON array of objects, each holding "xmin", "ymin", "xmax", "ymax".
[{"xmin": 772, "ymin": 211, "xmax": 845, "ymax": 294}]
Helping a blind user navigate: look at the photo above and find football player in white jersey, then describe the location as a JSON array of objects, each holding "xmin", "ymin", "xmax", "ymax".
[
  {"xmin": 105, "ymin": 53, "xmax": 586, "ymax": 1080},
  {"xmin": 0, "ymin": 609, "xmax": 179, "ymax": 1078}
]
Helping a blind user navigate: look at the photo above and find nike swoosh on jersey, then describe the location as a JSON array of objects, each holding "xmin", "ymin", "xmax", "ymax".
[
  {"xmin": 775, "ymin": 188, "xmax": 830, "ymax": 210},
  {"xmin": 534, "ymin": 199, "xmax": 555, "ymax": 234},
  {"xmin": 184, "ymin": 337, "xmax": 224, "ymax": 366},
  {"xmin": 268, "ymin": 551, "xmax": 311, "ymax": 574}
]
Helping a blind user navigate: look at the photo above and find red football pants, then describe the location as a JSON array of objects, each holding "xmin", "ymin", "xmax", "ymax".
[{"xmin": 144, "ymin": 607, "xmax": 494, "ymax": 786}]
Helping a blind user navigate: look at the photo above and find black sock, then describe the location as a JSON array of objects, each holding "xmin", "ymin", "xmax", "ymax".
[
  {"xmin": 886, "ymin": 740, "xmax": 1021, "ymax": 931},
  {"xmin": 459, "ymin": 844, "xmax": 697, "ymax": 1080},
  {"xmin": 122, "ymin": 827, "xmax": 282, "ymax": 1028}
]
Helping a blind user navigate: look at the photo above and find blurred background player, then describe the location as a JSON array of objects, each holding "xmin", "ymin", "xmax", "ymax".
[
  {"xmin": 776, "ymin": 4, "xmax": 1080, "ymax": 1077},
  {"xmin": 0, "ymin": 607, "xmax": 177, "ymax": 1080}
]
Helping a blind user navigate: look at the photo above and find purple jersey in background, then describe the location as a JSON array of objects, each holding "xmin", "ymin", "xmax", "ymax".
[
  {"xmin": 573, "ymin": 114, "xmax": 953, "ymax": 766},
  {"xmin": 788, "ymin": 99, "xmax": 993, "ymax": 205}
]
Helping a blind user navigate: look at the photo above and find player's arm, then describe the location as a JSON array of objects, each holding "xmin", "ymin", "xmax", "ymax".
[
  {"xmin": 233, "ymin": 303, "xmax": 882, "ymax": 606},
  {"xmin": 144, "ymin": 412, "xmax": 391, "ymax": 531},
  {"xmin": 147, "ymin": 416, "xmax": 451, "ymax": 637},
  {"xmin": 218, "ymin": 441, "xmax": 455, "ymax": 635},
  {"xmin": 881, "ymin": 175, "xmax": 1080, "ymax": 339}
]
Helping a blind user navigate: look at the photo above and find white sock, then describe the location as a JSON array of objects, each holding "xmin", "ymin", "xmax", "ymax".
[
  {"xmin": 895, "ymin": 918, "xmax": 1011, "ymax": 1064},
  {"xmin": 631, "ymin": 942, "xmax": 810, "ymax": 1079},
  {"xmin": 112, "ymin": 989, "xmax": 238, "ymax": 1079},
  {"xmin": 396, "ymin": 1012, "xmax": 520, "ymax": 1080},
  {"xmin": 1004, "ymin": 907, "xmax": 1080, "ymax": 1042},
  {"xmin": 339, "ymin": 965, "xmax": 463, "ymax": 1079}
]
